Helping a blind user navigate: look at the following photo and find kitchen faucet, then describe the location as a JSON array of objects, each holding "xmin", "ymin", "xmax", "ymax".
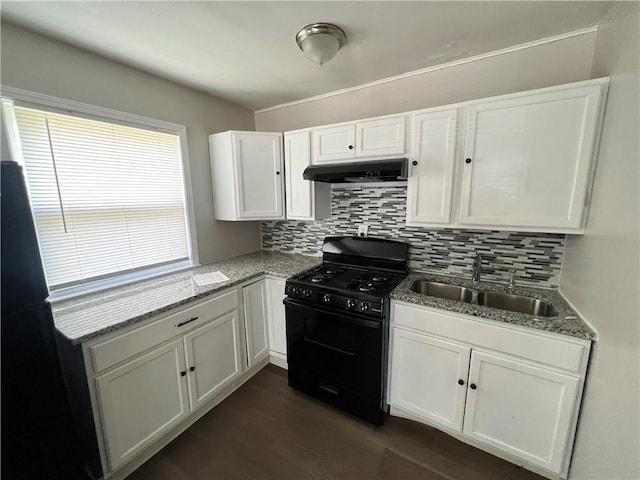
[{"xmin": 472, "ymin": 253, "xmax": 482, "ymax": 286}]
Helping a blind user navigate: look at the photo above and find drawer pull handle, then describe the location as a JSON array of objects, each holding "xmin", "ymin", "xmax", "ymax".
[
  {"xmin": 319, "ymin": 384, "xmax": 339, "ymax": 396},
  {"xmin": 470, "ymin": 383, "xmax": 477, "ymax": 390},
  {"xmin": 176, "ymin": 316, "xmax": 199, "ymax": 327}
]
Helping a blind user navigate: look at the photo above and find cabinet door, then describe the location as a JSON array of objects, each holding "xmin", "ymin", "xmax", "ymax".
[
  {"xmin": 233, "ymin": 132, "xmax": 284, "ymax": 220},
  {"xmin": 356, "ymin": 116, "xmax": 406, "ymax": 157},
  {"xmin": 243, "ymin": 280, "xmax": 269, "ymax": 367},
  {"xmin": 462, "ymin": 351, "xmax": 580, "ymax": 473},
  {"xmin": 95, "ymin": 340, "xmax": 189, "ymax": 471},
  {"xmin": 460, "ymin": 85, "xmax": 603, "ymax": 230},
  {"xmin": 390, "ymin": 328, "xmax": 471, "ymax": 431},
  {"xmin": 313, "ymin": 124, "xmax": 356, "ymax": 163},
  {"xmin": 183, "ymin": 310, "xmax": 242, "ymax": 410},
  {"xmin": 406, "ymin": 109, "xmax": 458, "ymax": 225},
  {"xmin": 284, "ymin": 130, "xmax": 331, "ymax": 220},
  {"xmin": 266, "ymin": 278, "xmax": 287, "ymax": 356}
]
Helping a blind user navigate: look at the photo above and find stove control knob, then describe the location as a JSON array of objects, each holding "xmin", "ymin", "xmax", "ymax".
[
  {"xmin": 346, "ymin": 299, "xmax": 357, "ymax": 309},
  {"xmin": 303, "ymin": 289, "xmax": 312, "ymax": 297},
  {"xmin": 359, "ymin": 302, "xmax": 370, "ymax": 312},
  {"xmin": 293, "ymin": 287, "xmax": 301, "ymax": 296},
  {"xmin": 322, "ymin": 294, "xmax": 332, "ymax": 305},
  {"xmin": 284, "ymin": 285, "xmax": 290, "ymax": 295}
]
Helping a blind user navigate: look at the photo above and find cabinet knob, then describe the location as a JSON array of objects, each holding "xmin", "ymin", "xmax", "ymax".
[
  {"xmin": 465, "ymin": 158, "xmax": 472, "ymax": 164},
  {"xmin": 458, "ymin": 379, "xmax": 465, "ymax": 386},
  {"xmin": 348, "ymin": 145, "xmax": 354, "ymax": 150},
  {"xmin": 412, "ymin": 160, "xmax": 418, "ymax": 166},
  {"xmin": 276, "ymin": 171, "xmax": 280, "ymax": 175},
  {"xmin": 180, "ymin": 371, "xmax": 187, "ymax": 377},
  {"xmin": 189, "ymin": 366, "xmax": 196, "ymax": 372},
  {"xmin": 470, "ymin": 383, "xmax": 477, "ymax": 390}
]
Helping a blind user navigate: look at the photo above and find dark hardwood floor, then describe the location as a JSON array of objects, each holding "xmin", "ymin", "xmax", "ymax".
[{"xmin": 129, "ymin": 365, "xmax": 544, "ymax": 480}]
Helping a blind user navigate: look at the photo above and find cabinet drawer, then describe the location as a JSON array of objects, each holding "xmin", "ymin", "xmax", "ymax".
[
  {"xmin": 392, "ymin": 301, "xmax": 588, "ymax": 374},
  {"xmin": 90, "ymin": 289, "xmax": 239, "ymax": 374}
]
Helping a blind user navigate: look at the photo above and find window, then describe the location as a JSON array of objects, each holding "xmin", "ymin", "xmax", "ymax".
[{"xmin": 2, "ymin": 92, "xmax": 197, "ymax": 297}]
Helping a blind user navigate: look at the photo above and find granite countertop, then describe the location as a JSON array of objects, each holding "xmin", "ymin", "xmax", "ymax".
[
  {"xmin": 53, "ymin": 250, "xmax": 320, "ymax": 344},
  {"xmin": 391, "ymin": 272, "xmax": 596, "ymax": 341},
  {"xmin": 54, "ymin": 250, "xmax": 595, "ymax": 345}
]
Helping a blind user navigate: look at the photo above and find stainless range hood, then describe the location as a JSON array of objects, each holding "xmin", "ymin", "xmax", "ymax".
[{"xmin": 303, "ymin": 158, "xmax": 408, "ymax": 183}]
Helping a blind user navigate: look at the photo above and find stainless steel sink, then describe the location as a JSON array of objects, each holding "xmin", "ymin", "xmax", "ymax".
[
  {"xmin": 476, "ymin": 291, "xmax": 557, "ymax": 317},
  {"xmin": 411, "ymin": 281, "xmax": 474, "ymax": 303}
]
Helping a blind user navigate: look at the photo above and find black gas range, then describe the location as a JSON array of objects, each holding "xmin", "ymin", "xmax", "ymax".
[
  {"xmin": 284, "ymin": 236, "xmax": 409, "ymax": 424},
  {"xmin": 285, "ymin": 263, "xmax": 406, "ymax": 318}
]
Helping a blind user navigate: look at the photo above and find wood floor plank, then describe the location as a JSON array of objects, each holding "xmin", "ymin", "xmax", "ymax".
[{"xmin": 128, "ymin": 365, "xmax": 544, "ymax": 480}]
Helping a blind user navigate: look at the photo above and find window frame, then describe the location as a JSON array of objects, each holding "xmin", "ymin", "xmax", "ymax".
[{"xmin": 1, "ymin": 86, "xmax": 200, "ymax": 301}]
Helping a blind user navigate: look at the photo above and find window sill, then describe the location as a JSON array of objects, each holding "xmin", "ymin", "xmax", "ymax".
[{"xmin": 48, "ymin": 261, "xmax": 197, "ymax": 303}]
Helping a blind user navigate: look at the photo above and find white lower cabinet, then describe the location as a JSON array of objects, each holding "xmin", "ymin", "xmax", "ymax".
[
  {"xmin": 86, "ymin": 288, "xmax": 252, "ymax": 476},
  {"xmin": 390, "ymin": 301, "xmax": 590, "ymax": 479},
  {"xmin": 183, "ymin": 311, "xmax": 242, "ymax": 410},
  {"xmin": 243, "ymin": 280, "xmax": 270, "ymax": 367},
  {"xmin": 95, "ymin": 339, "xmax": 190, "ymax": 471},
  {"xmin": 265, "ymin": 277, "xmax": 287, "ymax": 359},
  {"xmin": 462, "ymin": 351, "xmax": 580, "ymax": 473},
  {"xmin": 95, "ymin": 311, "xmax": 244, "ymax": 472},
  {"xmin": 390, "ymin": 329, "xmax": 470, "ymax": 431}
]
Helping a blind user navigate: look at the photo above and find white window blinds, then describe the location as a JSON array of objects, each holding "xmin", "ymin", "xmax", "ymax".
[{"xmin": 12, "ymin": 104, "xmax": 191, "ymax": 289}]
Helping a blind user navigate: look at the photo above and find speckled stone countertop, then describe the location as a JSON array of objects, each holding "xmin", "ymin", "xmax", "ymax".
[
  {"xmin": 53, "ymin": 250, "xmax": 320, "ymax": 344},
  {"xmin": 391, "ymin": 272, "xmax": 596, "ymax": 341}
]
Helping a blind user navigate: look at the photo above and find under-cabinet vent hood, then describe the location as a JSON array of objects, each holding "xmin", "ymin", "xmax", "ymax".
[{"xmin": 303, "ymin": 158, "xmax": 408, "ymax": 183}]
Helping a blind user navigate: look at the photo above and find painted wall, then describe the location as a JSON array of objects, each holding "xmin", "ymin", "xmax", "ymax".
[
  {"xmin": 560, "ymin": 3, "xmax": 640, "ymax": 479},
  {"xmin": 254, "ymin": 31, "xmax": 597, "ymax": 131},
  {"xmin": 0, "ymin": 22, "xmax": 261, "ymax": 264}
]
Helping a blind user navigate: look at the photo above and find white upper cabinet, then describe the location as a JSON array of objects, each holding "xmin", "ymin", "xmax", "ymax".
[
  {"xmin": 356, "ymin": 116, "xmax": 406, "ymax": 158},
  {"xmin": 284, "ymin": 129, "xmax": 331, "ymax": 221},
  {"xmin": 209, "ymin": 131, "xmax": 284, "ymax": 221},
  {"xmin": 406, "ymin": 108, "xmax": 458, "ymax": 225},
  {"xmin": 313, "ymin": 124, "xmax": 356, "ymax": 162},
  {"xmin": 312, "ymin": 115, "xmax": 406, "ymax": 163},
  {"xmin": 460, "ymin": 82, "xmax": 605, "ymax": 231}
]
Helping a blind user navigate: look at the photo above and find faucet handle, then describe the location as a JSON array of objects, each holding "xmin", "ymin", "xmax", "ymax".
[{"xmin": 508, "ymin": 269, "xmax": 516, "ymax": 289}]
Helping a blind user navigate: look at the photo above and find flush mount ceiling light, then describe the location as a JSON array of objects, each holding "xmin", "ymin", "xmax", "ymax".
[{"xmin": 296, "ymin": 23, "xmax": 347, "ymax": 66}]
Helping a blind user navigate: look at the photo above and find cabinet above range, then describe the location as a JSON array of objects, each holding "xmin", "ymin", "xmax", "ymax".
[{"xmin": 312, "ymin": 114, "xmax": 407, "ymax": 163}]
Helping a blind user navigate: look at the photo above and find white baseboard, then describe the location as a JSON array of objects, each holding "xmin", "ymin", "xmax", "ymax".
[{"xmin": 269, "ymin": 351, "xmax": 287, "ymax": 369}]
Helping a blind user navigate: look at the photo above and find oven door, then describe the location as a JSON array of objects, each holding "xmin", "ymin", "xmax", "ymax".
[{"xmin": 284, "ymin": 298, "xmax": 385, "ymax": 400}]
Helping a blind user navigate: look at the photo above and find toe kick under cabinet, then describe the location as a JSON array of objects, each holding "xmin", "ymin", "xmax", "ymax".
[
  {"xmin": 78, "ymin": 285, "xmax": 272, "ymax": 479},
  {"xmin": 389, "ymin": 301, "xmax": 591, "ymax": 479}
]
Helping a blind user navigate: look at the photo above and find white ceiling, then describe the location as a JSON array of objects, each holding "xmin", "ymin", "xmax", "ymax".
[{"xmin": 1, "ymin": 1, "xmax": 613, "ymax": 111}]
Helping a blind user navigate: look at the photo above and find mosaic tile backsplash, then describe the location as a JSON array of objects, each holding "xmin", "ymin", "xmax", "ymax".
[{"xmin": 261, "ymin": 184, "xmax": 565, "ymax": 288}]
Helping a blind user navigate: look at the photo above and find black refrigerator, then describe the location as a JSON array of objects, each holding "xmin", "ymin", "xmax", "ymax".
[{"xmin": 1, "ymin": 160, "xmax": 93, "ymax": 479}]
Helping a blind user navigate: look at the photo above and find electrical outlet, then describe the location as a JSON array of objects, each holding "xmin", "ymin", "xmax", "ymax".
[{"xmin": 357, "ymin": 225, "xmax": 368, "ymax": 237}]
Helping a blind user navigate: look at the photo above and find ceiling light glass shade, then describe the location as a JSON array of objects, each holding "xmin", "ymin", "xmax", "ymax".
[{"xmin": 296, "ymin": 23, "xmax": 346, "ymax": 66}]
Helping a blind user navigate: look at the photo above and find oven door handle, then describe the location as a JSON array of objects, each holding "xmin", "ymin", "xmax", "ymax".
[
  {"xmin": 283, "ymin": 298, "xmax": 382, "ymax": 329},
  {"xmin": 303, "ymin": 337, "xmax": 356, "ymax": 357}
]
